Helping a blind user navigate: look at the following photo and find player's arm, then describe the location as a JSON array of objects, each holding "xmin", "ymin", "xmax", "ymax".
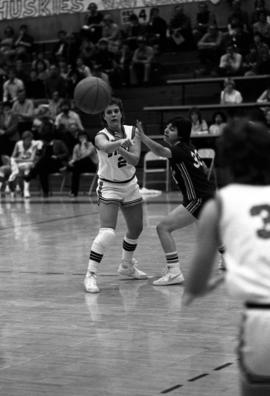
[
  {"xmin": 136, "ymin": 120, "xmax": 172, "ymax": 158},
  {"xmin": 183, "ymin": 199, "xmax": 222, "ymax": 304},
  {"xmin": 95, "ymin": 133, "xmax": 132, "ymax": 154},
  {"xmin": 118, "ymin": 129, "xmax": 141, "ymax": 166}
]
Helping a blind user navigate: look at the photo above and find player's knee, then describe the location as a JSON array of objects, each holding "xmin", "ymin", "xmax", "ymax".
[{"xmin": 96, "ymin": 228, "xmax": 116, "ymax": 249}]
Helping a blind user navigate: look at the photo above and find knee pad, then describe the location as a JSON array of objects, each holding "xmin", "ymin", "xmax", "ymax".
[{"xmin": 95, "ymin": 228, "xmax": 116, "ymax": 250}]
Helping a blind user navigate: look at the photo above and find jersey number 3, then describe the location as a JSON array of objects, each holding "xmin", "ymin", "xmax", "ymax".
[
  {"xmin": 191, "ymin": 151, "xmax": 203, "ymax": 168},
  {"xmin": 250, "ymin": 204, "xmax": 270, "ymax": 239}
]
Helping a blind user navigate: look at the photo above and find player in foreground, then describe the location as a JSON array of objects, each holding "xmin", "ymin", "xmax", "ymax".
[
  {"xmin": 84, "ymin": 97, "xmax": 147, "ymax": 293},
  {"xmin": 184, "ymin": 118, "xmax": 270, "ymax": 396},
  {"xmin": 136, "ymin": 117, "xmax": 216, "ymax": 286}
]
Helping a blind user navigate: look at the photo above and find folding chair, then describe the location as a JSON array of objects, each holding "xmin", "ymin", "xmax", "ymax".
[
  {"xmin": 198, "ymin": 148, "xmax": 216, "ymax": 181},
  {"xmin": 50, "ymin": 168, "xmax": 67, "ymax": 194},
  {"xmin": 142, "ymin": 151, "xmax": 170, "ymax": 192},
  {"xmin": 80, "ymin": 172, "xmax": 98, "ymax": 195}
]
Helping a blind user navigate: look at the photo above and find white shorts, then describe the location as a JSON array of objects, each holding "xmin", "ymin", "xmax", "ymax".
[
  {"xmin": 97, "ymin": 177, "xmax": 143, "ymax": 207},
  {"xmin": 238, "ymin": 304, "xmax": 270, "ymax": 385}
]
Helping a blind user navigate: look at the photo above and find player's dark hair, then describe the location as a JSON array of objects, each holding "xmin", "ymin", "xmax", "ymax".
[
  {"xmin": 168, "ymin": 117, "xmax": 192, "ymax": 143},
  {"xmin": 100, "ymin": 97, "xmax": 125, "ymax": 125},
  {"xmin": 218, "ymin": 118, "xmax": 270, "ymax": 185}
]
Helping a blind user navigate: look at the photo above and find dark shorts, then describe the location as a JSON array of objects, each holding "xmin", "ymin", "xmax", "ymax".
[{"xmin": 183, "ymin": 197, "xmax": 211, "ymax": 219}]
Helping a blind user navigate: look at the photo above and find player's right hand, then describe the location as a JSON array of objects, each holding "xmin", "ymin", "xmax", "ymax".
[{"xmin": 120, "ymin": 138, "xmax": 132, "ymax": 149}]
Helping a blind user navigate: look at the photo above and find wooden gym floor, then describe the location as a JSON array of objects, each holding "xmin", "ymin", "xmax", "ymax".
[{"xmin": 0, "ymin": 192, "xmax": 241, "ymax": 396}]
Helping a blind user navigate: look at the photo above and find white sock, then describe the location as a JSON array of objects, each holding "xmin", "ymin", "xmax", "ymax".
[
  {"xmin": 122, "ymin": 236, "xmax": 138, "ymax": 264},
  {"xmin": 165, "ymin": 251, "xmax": 181, "ymax": 274}
]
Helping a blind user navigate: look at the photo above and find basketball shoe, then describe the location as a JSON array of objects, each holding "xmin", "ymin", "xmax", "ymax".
[
  {"xmin": 153, "ymin": 270, "xmax": 184, "ymax": 286},
  {"xmin": 118, "ymin": 258, "xmax": 148, "ymax": 279},
  {"xmin": 84, "ymin": 273, "xmax": 100, "ymax": 293}
]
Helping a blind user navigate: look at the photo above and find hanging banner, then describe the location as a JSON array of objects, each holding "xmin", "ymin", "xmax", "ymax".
[{"xmin": 0, "ymin": 0, "xmax": 205, "ymax": 20}]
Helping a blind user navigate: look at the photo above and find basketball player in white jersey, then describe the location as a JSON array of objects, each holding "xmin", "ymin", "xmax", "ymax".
[
  {"xmin": 184, "ymin": 118, "xmax": 270, "ymax": 396},
  {"xmin": 84, "ymin": 97, "xmax": 147, "ymax": 293}
]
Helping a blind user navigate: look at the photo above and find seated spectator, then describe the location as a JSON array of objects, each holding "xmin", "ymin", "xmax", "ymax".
[
  {"xmin": 0, "ymin": 101, "xmax": 19, "ymax": 156},
  {"xmin": 0, "ymin": 26, "xmax": 16, "ymax": 63},
  {"xmin": 55, "ymin": 100, "xmax": 83, "ymax": 152},
  {"xmin": 243, "ymin": 45, "xmax": 258, "ymax": 75},
  {"xmin": 15, "ymin": 59, "xmax": 29, "ymax": 85},
  {"xmin": 3, "ymin": 68, "xmax": 24, "ymax": 103},
  {"xmin": 12, "ymin": 88, "xmax": 34, "ymax": 136},
  {"xmin": 68, "ymin": 130, "xmax": 98, "ymax": 197},
  {"xmin": 81, "ymin": 2, "xmax": 103, "ymax": 44},
  {"xmin": 168, "ymin": 5, "xmax": 193, "ymax": 50},
  {"xmin": 48, "ymin": 91, "xmax": 63, "ymax": 120},
  {"xmin": 251, "ymin": 0, "xmax": 270, "ymax": 23},
  {"xmin": 14, "ymin": 24, "xmax": 34, "ymax": 60},
  {"xmin": 26, "ymin": 69, "xmax": 46, "ymax": 99},
  {"xmin": 129, "ymin": 36, "xmax": 154, "ymax": 85},
  {"xmin": 227, "ymin": 0, "xmax": 249, "ymax": 33},
  {"xmin": 91, "ymin": 64, "xmax": 110, "ymax": 86},
  {"xmin": 119, "ymin": 40, "xmax": 134, "ymax": 86},
  {"xmin": 255, "ymin": 45, "xmax": 270, "ymax": 74},
  {"xmin": 124, "ymin": 14, "xmax": 146, "ymax": 51},
  {"xmin": 189, "ymin": 107, "xmax": 208, "ymax": 134},
  {"xmin": 79, "ymin": 37, "xmax": 96, "ymax": 65},
  {"xmin": 193, "ymin": 2, "xmax": 213, "ymax": 42},
  {"xmin": 74, "ymin": 56, "xmax": 92, "ymax": 82},
  {"xmin": 101, "ymin": 14, "xmax": 121, "ymax": 53},
  {"xmin": 209, "ymin": 111, "xmax": 227, "ymax": 135},
  {"xmin": 12, "ymin": 130, "xmax": 42, "ymax": 198},
  {"xmin": 253, "ymin": 10, "xmax": 270, "ymax": 43},
  {"xmin": 0, "ymin": 154, "xmax": 18, "ymax": 197},
  {"xmin": 146, "ymin": 7, "xmax": 167, "ymax": 51},
  {"xmin": 219, "ymin": 44, "xmax": 242, "ymax": 76},
  {"xmin": 197, "ymin": 24, "xmax": 223, "ymax": 74},
  {"xmin": 253, "ymin": 31, "xmax": 270, "ymax": 58},
  {"xmin": 53, "ymin": 30, "xmax": 69, "ymax": 62},
  {"xmin": 220, "ymin": 78, "xmax": 243, "ymax": 104},
  {"xmin": 32, "ymin": 51, "xmax": 50, "ymax": 70},
  {"xmin": 24, "ymin": 132, "xmax": 69, "ymax": 197},
  {"xmin": 32, "ymin": 105, "xmax": 55, "ymax": 141},
  {"xmin": 45, "ymin": 65, "xmax": 67, "ymax": 99},
  {"xmin": 34, "ymin": 59, "xmax": 49, "ymax": 82},
  {"xmin": 92, "ymin": 38, "xmax": 121, "ymax": 88}
]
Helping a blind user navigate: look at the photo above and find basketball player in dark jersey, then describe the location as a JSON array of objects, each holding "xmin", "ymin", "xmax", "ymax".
[{"xmin": 136, "ymin": 117, "xmax": 217, "ymax": 285}]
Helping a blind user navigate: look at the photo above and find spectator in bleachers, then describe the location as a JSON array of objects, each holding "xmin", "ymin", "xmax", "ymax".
[
  {"xmin": 92, "ymin": 38, "xmax": 121, "ymax": 87},
  {"xmin": 0, "ymin": 101, "xmax": 19, "ymax": 156},
  {"xmin": 251, "ymin": 0, "xmax": 270, "ymax": 23},
  {"xmin": 74, "ymin": 57, "xmax": 92, "ymax": 80},
  {"xmin": 193, "ymin": 2, "xmax": 214, "ymax": 42},
  {"xmin": 124, "ymin": 14, "xmax": 146, "ymax": 51},
  {"xmin": 55, "ymin": 99, "xmax": 83, "ymax": 152},
  {"xmin": 197, "ymin": 24, "xmax": 223, "ymax": 74},
  {"xmin": 26, "ymin": 69, "xmax": 46, "ymax": 99},
  {"xmin": 14, "ymin": 24, "xmax": 34, "ymax": 60},
  {"xmin": 81, "ymin": 2, "xmax": 103, "ymax": 44},
  {"xmin": 168, "ymin": 5, "xmax": 193, "ymax": 50},
  {"xmin": 53, "ymin": 30, "xmax": 69, "ymax": 62},
  {"xmin": 256, "ymin": 84, "xmax": 270, "ymax": 113},
  {"xmin": 146, "ymin": 7, "xmax": 167, "ymax": 51},
  {"xmin": 34, "ymin": 59, "xmax": 49, "ymax": 82},
  {"xmin": 12, "ymin": 88, "xmax": 34, "ymax": 136},
  {"xmin": 218, "ymin": 44, "xmax": 242, "ymax": 76},
  {"xmin": 220, "ymin": 77, "xmax": 243, "ymax": 104},
  {"xmin": 48, "ymin": 91, "xmax": 63, "ymax": 120},
  {"xmin": 79, "ymin": 37, "xmax": 96, "ymax": 65},
  {"xmin": 45, "ymin": 65, "xmax": 67, "ymax": 99},
  {"xmin": 189, "ymin": 107, "xmax": 208, "ymax": 134},
  {"xmin": 91, "ymin": 64, "xmax": 110, "ymax": 86},
  {"xmin": 32, "ymin": 51, "xmax": 50, "ymax": 70},
  {"xmin": 12, "ymin": 130, "xmax": 42, "ymax": 198},
  {"xmin": 32, "ymin": 105, "xmax": 55, "ymax": 141},
  {"xmin": 66, "ymin": 32, "xmax": 81, "ymax": 67},
  {"xmin": 0, "ymin": 26, "xmax": 16, "ymax": 64},
  {"xmin": 3, "ymin": 68, "xmax": 24, "ymax": 102},
  {"xmin": 15, "ymin": 59, "xmax": 29, "ymax": 85},
  {"xmin": 253, "ymin": 11, "xmax": 270, "ymax": 43},
  {"xmin": 227, "ymin": 0, "xmax": 249, "ymax": 33},
  {"xmin": 24, "ymin": 132, "xmax": 69, "ymax": 197},
  {"xmin": 129, "ymin": 36, "xmax": 154, "ymax": 86},
  {"xmin": 101, "ymin": 14, "xmax": 121, "ymax": 52},
  {"xmin": 68, "ymin": 130, "xmax": 98, "ymax": 197},
  {"xmin": 253, "ymin": 31, "xmax": 270, "ymax": 57},
  {"xmin": 209, "ymin": 111, "xmax": 227, "ymax": 135}
]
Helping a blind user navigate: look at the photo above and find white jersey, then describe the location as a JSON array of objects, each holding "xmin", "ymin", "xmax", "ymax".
[
  {"xmin": 13, "ymin": 140, "xmax": 43, "ymax": 161},
  {"xmin": 96, "ymin": 125, "xmax": 137, "ymax": 183},
  {"xmin": 219, "ymin": 184, "xmax": 270, "ymax": 303}
]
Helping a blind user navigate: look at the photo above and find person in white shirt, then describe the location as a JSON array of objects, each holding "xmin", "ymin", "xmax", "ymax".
[
  {"xmin": 219, "ymin": 44, "xmax": 242, "ymax": 76},
  {"xmin": 3, "ymin": 68, "xmax": 24, "ymax": 103},
  {"xmin": 220, "ymin": 78, "xmax": 243, "ymax": 104},
  {"xmin": 184, "ymin": 118, "xmax": 270, "ymax": 396}
]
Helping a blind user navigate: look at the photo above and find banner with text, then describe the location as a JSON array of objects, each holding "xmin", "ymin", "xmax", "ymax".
[{"xmin": 0, "ymin": 0, "xmax": 204, "ymax": 20}]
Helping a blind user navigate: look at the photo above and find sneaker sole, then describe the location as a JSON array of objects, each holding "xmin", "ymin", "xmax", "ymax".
[
  {"xmin": 153, "ymin": 278, "xmax": 184, "ymax": 286},
  {"xmin": 118, "ymin": 272, "xmax": 148, "ymax": 280}
]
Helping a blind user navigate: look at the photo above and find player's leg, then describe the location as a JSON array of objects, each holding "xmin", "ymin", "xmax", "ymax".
[
  {"xmin": 119, "ymin": 202, "xmax": 147, "ymax": 279},
  {"xmin": 154, "ymin": 203, "xmax": 196, "ymax": 286},
  {"xmin": 84, "ymin": 201, "xmax": 119, "ymax": 293}
]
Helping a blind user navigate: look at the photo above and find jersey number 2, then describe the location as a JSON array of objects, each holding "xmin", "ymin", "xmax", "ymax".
[
  {"xmin": 250, "ymin": 204, "xmax": 270, "ymax": 239},
  {"xmin": 118, "ymin": 156, "xmax": 127, "ymax": 168}
]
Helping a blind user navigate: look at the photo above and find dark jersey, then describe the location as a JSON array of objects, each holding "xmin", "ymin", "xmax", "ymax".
[{"xmin": 170, "ymin": 141, "xmax": 215, "ymax": 201}]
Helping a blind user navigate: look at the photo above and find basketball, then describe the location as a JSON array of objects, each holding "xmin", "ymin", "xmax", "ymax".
[{"xmin": 74, "ymin": 76, "xmax": 111, "ymax": 115}]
